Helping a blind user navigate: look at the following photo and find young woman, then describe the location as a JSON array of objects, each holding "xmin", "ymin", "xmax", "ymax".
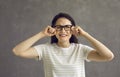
[{"xmin": 13, "ymin": 13, "xmax": 114, "ymax": 77}]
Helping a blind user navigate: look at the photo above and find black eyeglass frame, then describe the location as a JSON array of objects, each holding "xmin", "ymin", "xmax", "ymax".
[{"xmin": 54, "ymin": 25, "xmax": 73, "ymax": 31}]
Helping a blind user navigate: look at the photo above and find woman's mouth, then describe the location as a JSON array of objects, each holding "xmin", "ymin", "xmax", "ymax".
[{"xmin": 59, "ymin": 34, "xmax": 67, "ymax": 37}]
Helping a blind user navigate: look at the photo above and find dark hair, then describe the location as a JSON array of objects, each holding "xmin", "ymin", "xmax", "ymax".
[{"xmin": 51, "ymin": 12, "xmax": 78, "ymax": 43}]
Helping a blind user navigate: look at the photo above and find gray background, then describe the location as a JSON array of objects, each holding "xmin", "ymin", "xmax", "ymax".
[{"xmin": 0, "ymin": 0, "xmax": 119, "ymax": 77}]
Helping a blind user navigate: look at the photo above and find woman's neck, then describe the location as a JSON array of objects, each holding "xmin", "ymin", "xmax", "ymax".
[{"xmin": 57, "ymin": 41, "xmax": 70, "ymax": 48}]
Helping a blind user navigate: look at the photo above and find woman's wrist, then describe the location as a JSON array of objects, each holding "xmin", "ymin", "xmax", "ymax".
[
  {"xmin": 38, "ymin": 31, "xmax": 47, "ymax": 38},
  {"xmin": 79, "ymin": 31, "xmax": 89, "ymax": 37}
]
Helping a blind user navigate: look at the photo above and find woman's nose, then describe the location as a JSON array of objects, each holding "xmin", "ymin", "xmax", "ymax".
[{"xmin": 61, "ymin": 28, "xmax": 66, "ymax": 32}]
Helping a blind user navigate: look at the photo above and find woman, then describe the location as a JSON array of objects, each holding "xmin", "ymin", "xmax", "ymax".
[{"xmin": 13, "ymin": 13, "xmax": 114, "ymax": 77}]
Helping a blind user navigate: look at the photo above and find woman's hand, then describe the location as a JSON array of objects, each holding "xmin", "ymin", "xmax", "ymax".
[
  {"xmin": 42, "ymin": 26, "xmax": 56, "ymax": 37},
  {"xmin": 71, "ymin": 26, "xmax": 87, "ymax": 37}
]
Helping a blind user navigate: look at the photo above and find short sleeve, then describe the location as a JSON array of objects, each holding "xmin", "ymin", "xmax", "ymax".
[
  {"xmin": 34, "ymin": 44, "xmax": 45, "ymax": 60},
  {"xmin": 81, "ymin": 44, "xmax": 94, "ymax": 62}
]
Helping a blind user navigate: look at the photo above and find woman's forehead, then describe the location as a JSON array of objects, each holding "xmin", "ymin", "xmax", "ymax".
[{"xmin": 55, "ymin": 18, "xmax": 72, "ymax": 25}]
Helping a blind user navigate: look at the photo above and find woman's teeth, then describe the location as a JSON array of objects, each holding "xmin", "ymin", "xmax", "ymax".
[{"xmin": 59, "ymin": 34, "xmax": 67, "ymax": 37}]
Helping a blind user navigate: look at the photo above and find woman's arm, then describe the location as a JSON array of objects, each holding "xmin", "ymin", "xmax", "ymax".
[
  {"xmin": 71, "ymin": 26, "xmax": 114, "ymax": 62},
  {"xmin": 83, "ymin": 32, "xmax": 114, "ymax": 62},
  {"xmin": 12, "ymin": 26, "xmax": 56, "ymax": 59}
]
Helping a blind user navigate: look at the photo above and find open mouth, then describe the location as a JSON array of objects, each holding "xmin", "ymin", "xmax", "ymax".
[{"xmin": 59, "ymin": 34, "xmax": 67, "ymax": 37}]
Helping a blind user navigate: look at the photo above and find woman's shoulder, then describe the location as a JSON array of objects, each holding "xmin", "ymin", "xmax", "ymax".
[{"xmin": 34, "ymin": 42, "xmax": 52, "ymax": 47}]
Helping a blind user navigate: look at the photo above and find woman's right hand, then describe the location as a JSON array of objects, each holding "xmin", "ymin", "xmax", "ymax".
[{"xmin": 42, "ymin": 26, "xmax": 56, "ymax": 37}]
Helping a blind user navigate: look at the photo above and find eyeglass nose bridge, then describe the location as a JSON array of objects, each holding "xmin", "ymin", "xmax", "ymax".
[
  {"xmin": 60, "ymin": 26, "xmax": 66, "ymax": 30},
  {"xmin": 59, "ymin": 26, "xmax": 72, "ymax": 31}
]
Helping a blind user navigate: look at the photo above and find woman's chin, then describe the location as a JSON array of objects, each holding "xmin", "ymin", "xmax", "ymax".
[{"xmin": 58, "ymin": 38, "xmax": 69, "ymax": 42}]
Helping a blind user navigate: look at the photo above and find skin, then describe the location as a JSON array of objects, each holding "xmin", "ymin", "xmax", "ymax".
[{"xmin": 13, "ymin": 17, "xmax": 114, "ymax": 62}]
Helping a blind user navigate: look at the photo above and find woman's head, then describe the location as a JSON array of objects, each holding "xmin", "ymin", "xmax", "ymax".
[{"xmin": 51, "ymin": 12, "xmax": 78, "ymax": 43}]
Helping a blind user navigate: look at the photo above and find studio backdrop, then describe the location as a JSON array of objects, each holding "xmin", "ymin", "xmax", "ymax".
[{"xmin": 0, "ymin": 0, "xmax": 119, "ymax": 77}]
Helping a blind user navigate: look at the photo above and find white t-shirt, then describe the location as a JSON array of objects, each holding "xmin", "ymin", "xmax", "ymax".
[{"xmin": 34, "ymin": 43, "xmax": 94, "ymax": 77}]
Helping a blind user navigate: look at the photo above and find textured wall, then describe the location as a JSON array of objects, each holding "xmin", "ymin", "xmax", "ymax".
[{"xmin": 0, "ymin": 0, "xmax": 119, "ymax": 77}]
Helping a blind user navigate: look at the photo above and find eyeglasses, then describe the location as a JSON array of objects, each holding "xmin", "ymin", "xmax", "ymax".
[{"xmin": 55, "ymin": 25, "xmax": 72, "ymax": 31}]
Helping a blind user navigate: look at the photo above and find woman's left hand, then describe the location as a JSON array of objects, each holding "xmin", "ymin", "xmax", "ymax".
[{"xmin": 71, "ymin": 26, "xmax": 87, "ymax": 37}]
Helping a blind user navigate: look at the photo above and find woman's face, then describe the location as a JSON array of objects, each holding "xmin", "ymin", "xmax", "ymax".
[{"xmin": 55, "ymin": 17, "xmax": 72, "ymax": 43}]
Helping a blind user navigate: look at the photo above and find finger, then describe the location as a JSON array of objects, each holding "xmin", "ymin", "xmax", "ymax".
[
  {"xmin": 71, "ymin": 26, "xmax": 76, "ymax": 32},
  {"xmin": 48, "ymin": 28, "xmax": 56, "ymax": 34},
  {"xmin": 45, "ymin": 26, "xmax": 51, "ymax": 32},
  {"xmin": 75, "ymin": 27, "xmax": 81, "ymax": 35},
  {"xmin": 47, "ymin": 27, "xmax": 56, "ymax": 36},
  {"xmin": 71, "ymin": 26, "xmax": 75, "ymax": 30}
]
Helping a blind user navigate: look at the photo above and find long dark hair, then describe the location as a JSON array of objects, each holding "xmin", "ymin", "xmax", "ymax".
[{"xmin": 51, "ymin": 12, "xmax": 78, "ymax": 43}]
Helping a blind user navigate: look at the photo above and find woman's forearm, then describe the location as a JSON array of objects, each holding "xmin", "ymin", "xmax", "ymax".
[
  {"xmin": 83, "ymin": 32, "xmax": 114, "ymax": 59},
  {"xmin": 13, "ymin": 32, "xmax": 46, "ymax": 54}
]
